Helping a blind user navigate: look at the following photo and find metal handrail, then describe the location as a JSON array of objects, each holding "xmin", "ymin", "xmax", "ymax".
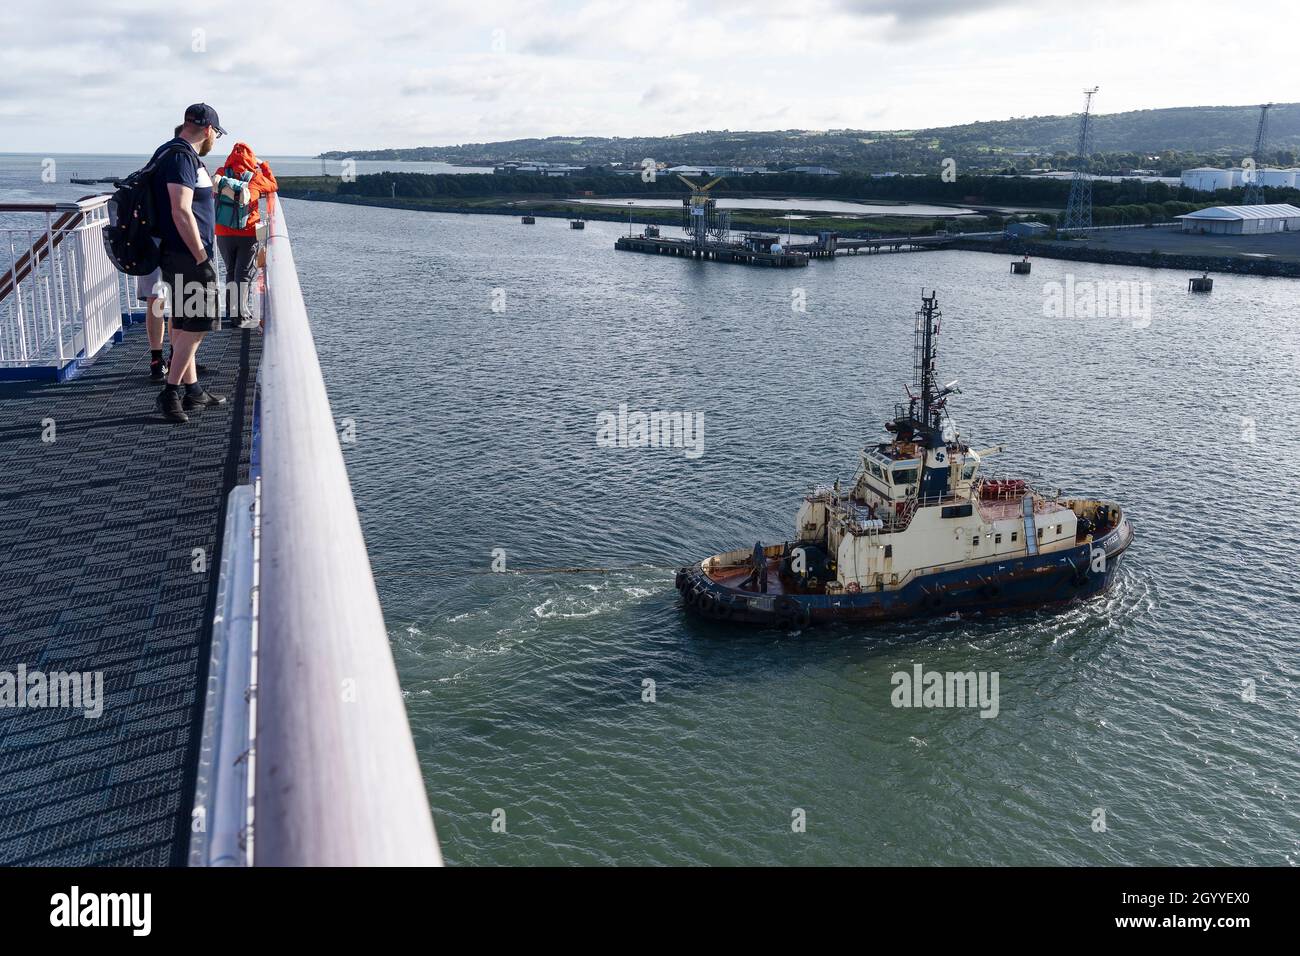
[
  {"xmin": 1, "ymin": 196, "xmax": 125, "ymax": 372},
  {"xmin": 0, "ymin": 209, "xmax": 82, "ymax": 305},
  {"xmin": 0, "ymin": 196, "xmax": 107, "ymax": 213},
  {"xmin": 252, "ymin": 199, "xmax": 442, "ymax": 866}
]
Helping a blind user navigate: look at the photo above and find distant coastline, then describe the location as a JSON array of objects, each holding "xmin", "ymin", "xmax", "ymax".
[
  {"xmin": 278, "ymin": 185, "xmax": 1300, "ymax": 277},
  {"xmin": 315, "ymin": 101, "xmax": 1300, "ymax": 175}
]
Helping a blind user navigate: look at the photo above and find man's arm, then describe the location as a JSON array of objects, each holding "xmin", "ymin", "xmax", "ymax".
[{"xmin": 167, "ymin": 182, "xmax": 208, "ymax": 264}]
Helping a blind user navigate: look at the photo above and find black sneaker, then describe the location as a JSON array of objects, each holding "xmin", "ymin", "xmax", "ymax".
[
  {"xmin": 149, "ymin": 359, "xmax": 168, "ymax": 381},
  {"xmin": 157, "ymin": 389, "xmax": 189, "ymax": 423},
  {"xmin": 183, "ymin": 387, "xmax": 227, "ymax": 409}
]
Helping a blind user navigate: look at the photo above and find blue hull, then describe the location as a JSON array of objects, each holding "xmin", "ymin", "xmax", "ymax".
[{"xmin": 677, "ymin": 518, "xmax": 1134, "ymax": 627}]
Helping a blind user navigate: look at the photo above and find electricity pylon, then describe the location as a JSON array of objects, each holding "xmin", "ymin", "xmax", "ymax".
[
  {"xmin": 1241, "ymin": 103, "xmax": 1273, "ymax": 205},
  {"xmin": 1063, "ymin": 87, "xmax": 1100, "ymax": 233}
]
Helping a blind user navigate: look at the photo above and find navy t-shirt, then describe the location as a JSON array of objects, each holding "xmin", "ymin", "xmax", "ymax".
[{"xmin": 150, "ymin": 138, "xmax": 215, "ymax": 258}]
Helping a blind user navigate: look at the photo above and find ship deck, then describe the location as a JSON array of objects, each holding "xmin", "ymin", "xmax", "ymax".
[
  {"xmin": 705, "ymin": 558, "xmax": 790, "ymax": 595},
  {"xmin": 0, "ymin": 322, "xmax": 260, "ymax": 865},
  {"xmin": 975, "ymin": 494, "xmax": 1072, "ymax": 522}
]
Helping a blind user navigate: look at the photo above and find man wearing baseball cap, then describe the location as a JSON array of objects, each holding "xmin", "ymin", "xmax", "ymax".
[{"xmin": 151, "ymin": 103, "xmax": 229, "ymax": 423}]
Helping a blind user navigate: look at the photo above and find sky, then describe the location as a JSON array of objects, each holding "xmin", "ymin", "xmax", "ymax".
[{"xmin": 2, "ymin": 0, "xmax": 1297, "ymax": 156}]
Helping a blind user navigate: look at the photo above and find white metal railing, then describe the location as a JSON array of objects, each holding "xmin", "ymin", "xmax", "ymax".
[
  {"xmin": 0, "ymin": 197, "xmax": 138, "ymax": 373},
  {"xmin": 190, "ymin": 481, "xmax": 259, "ymax": 866},
  {"xmin": 192, "ymin": 198, "xmax": 443, "ymax": 866}
]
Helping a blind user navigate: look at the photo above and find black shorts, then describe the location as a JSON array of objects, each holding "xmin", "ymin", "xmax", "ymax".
[{"xmin": 160, "ymin": 246, "xmax": 220, "ymax": 333}]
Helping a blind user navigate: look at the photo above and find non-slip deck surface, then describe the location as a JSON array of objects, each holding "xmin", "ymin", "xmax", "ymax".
[{"xmin": 0, "ymin": 322, "xmax": 260, "ymax": 865}]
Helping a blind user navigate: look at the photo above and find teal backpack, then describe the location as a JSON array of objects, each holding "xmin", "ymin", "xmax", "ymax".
[{"xmin": 215, "ymin": 168, "xmax": 254, "ymax": 230}]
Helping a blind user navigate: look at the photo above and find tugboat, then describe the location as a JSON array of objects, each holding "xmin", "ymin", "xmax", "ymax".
[{"xmin": 676, "ymin": 291, "xmax": 1133, "ymax": 627}]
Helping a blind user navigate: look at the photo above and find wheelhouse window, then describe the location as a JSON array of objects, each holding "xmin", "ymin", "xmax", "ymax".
[{"xmin": 891, "ymin": 466, "xmax": 919, "ymax": 485}]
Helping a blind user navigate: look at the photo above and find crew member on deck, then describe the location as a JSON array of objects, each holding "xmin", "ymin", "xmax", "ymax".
[{"xmin": 740, "ymin": 541, "xmax": 768, "ymax": 593}]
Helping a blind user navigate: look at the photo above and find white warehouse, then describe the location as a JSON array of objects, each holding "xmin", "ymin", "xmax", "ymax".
[{"xmin": 1176, "ymin": 204, "xmax": 1300, "ymax": 235}]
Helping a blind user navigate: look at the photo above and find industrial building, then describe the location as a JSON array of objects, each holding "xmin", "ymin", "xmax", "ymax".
[
  {"xmin": 1005, "ymin": 221, "xmax": 1051, "ymax": 239},
  {"xmin": 1180, "ymin": 167, "xmax": 1239, "ymax": 192},
  {"xmin": 788, "ymin": 165, "xmax": 841, "ymax": 176},
  {"xmin": 1258, "ymin": 168, "xmax": 1299, "ymax": 188},
  {"xmin": 1180, "ymin": 166, "xmax": 1300, "ymax": 192},
  {"xmin": 493, "ymin": 161, "xmax": 587, "ymax": 176},
  {"xmin": 661, "ymin": 164, "xmax": 773, "ymax": 177},
  {"xmin": 1175, "ymin": 204, "xmax": 1300, "ymax": 234}
]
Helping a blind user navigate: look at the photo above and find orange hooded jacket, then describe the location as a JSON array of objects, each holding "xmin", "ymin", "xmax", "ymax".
[{"xmin": 215, "ymin": 142, "xmax": 278, "ymax": 238}]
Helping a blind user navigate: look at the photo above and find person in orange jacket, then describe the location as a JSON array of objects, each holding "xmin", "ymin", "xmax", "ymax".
[{"xmin": 214, "ymin": 142, "xmax": 277, "ymax": 327}]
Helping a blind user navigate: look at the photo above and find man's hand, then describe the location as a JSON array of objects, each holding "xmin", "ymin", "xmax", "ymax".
[
  {"xmin": 195, "ymin": 258, "xmax": 218, "ymax": 284},
  {"xmin": 168, "ymin": 181, "xmax": 207, "ymax": 266}
]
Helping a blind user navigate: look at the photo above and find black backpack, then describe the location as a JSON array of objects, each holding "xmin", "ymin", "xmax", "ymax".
[{"xmin": 103, "ymin": 143, "xmax": 198, "ymax": 275}]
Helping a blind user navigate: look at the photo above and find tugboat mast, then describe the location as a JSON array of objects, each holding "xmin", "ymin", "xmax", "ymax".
[{"xmin": 914, "ymin": 290, "xmax": 942, "ymax": 431}]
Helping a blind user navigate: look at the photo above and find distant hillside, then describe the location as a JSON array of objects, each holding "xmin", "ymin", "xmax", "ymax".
[{"xmin": 321, "ymin": 103, "xmax": 1300, "ymax": 172}]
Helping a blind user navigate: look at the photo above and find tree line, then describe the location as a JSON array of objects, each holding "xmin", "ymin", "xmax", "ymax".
[{"xmin": 338, "ymin": 169, "xmax": 1300, "ymax": 217}]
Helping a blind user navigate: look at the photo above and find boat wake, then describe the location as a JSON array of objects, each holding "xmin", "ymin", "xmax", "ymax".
[
  {"xmin": 390, "ymin": 572, "xmax": 673, "ymax": 685},
  {"xmin": 532, "ymin": 577, "xmax": 664, "ymax": 620}
]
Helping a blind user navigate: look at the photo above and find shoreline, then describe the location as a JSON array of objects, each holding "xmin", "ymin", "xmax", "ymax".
[
  {"xmin": 279, "ymin": 190, "xmax": 1300, "ymax": 277},
  {"xmin": 954, "ymin": 237, "xmax": 1300, "ymax": 278},
  {"xmin": 275, "ymin": 188, "xmax": 941, "ymax": 238}
]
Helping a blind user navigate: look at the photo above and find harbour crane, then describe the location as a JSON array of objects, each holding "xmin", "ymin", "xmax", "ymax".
[{"xmin": 678, "ymin": 174, "xmax": 730, "ymax": 247}]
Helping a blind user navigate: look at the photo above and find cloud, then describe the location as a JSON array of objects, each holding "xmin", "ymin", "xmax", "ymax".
[
  {"xmin": 1, "ymin": 0, "xmax": 1291, "ymax": 155},
  {"xmin": 837, "ymin": 0, "xmax": 1021, "ymax": 24},
  {"xmin": 402, "ymin": 65, "xmax": 518, "ymax": 102}
]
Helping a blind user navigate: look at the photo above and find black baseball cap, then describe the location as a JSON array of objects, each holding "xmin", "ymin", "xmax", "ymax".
[{"xmin": 184, "ymin": 103, "xmax": 227, "ymax": 136}]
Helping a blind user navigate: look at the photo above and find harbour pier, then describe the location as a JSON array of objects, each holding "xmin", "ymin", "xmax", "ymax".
[
  {"xmin": 615, "ymin": 234, "xmax": 809, "ymax": 267},
  {"xmin": 614, "ymin": 229, "xmax": 966, "ymax": 268},
  {"xmin": 783, "ymin": 232, "xmax": 963, "ymax": 257}
]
